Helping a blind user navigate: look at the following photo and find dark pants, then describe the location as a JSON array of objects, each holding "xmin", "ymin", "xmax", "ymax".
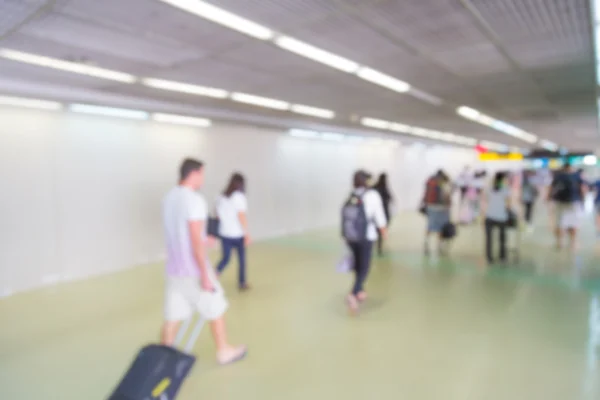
[
  {"xmin": 523, "ymin": 201, "xmax": 534, "ymax": 223},
  {"xmin": 216, "ymin": 237, "xmax": 247, "ymax": 286},
  {"xmin": 485, "ymin": 218, "xmax": 506, "ymax": 263},
  {"xmin": 347, "ymin": 240, "xmax": 374, "ymax": 295}
]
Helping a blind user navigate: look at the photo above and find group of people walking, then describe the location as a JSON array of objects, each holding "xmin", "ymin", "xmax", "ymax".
[{"xmin": 157, "ymin": 158, "xmax": 600, "ymax": 364}]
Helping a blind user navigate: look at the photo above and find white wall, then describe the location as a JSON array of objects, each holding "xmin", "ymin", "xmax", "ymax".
[{"xmin": 0, "ymin": 106, "xmax": 476, "ymax": 296}]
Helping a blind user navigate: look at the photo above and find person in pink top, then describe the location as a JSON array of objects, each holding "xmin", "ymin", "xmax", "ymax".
[{"xmin": 161, "ymin": 158, "xmax": 246, "ymax": 365}]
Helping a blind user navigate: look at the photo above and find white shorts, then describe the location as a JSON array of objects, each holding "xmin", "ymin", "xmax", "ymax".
[
  {"xmin": 164, "ymin": 274, "xmax": 228, "ymax": 322},
  {"xmin": 554, "ymin": 202, "xmax": 581, "ymax": 229}
]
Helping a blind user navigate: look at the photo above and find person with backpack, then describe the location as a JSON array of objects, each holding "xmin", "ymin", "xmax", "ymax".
[
  {"xmin": 215, "ymin": 173, "xmax": 251, "ymax": 291},
  {"xmin": 341, "ymin": 170, "xmax": 387, "ymax": 314},
  {"xmin": 422, "ymin": 170, "xmax": 452, "ymax": 255},
  {"xmin": 482, "ymin": 172, "xmax": 512, "ymax": 264},
  {"xmin": 549, "ymin": 163, "xmax": 582, "ymax": 250}
]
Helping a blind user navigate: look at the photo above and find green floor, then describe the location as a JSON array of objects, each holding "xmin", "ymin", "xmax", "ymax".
[{"xmin": 1, "ymin": 210, "xmax": 600, "ymax": 399}]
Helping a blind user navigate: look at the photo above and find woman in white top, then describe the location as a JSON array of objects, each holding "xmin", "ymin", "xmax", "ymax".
[
  {"xmin": 482, "ymin": 171, "xmax": 511, "ymax": 264},
  {"xmin": 216, "ymin": 173, "xmax": 251, "ymax": 290},
  {"xmin": 343, "ymin": 170, "xmax": 388, "ymax": 314}
]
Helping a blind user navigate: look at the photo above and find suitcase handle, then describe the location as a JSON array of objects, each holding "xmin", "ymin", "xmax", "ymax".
[{"xmin": 173, "ymin": 316, "xmax": 205, "ymax": 353}]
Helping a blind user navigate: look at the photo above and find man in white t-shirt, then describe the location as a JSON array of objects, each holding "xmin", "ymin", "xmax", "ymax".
[{"xmin": 161, "ymin": 158, "xmax": 246, "ymax": 365}]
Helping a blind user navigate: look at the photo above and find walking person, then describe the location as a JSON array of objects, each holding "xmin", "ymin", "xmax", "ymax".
[
  {"xmin": 341, "ymin": 170, "xmax": 387, "ymax": 314},
  {"xmin": 161, "ymin": 159, "xmax": 247, "ymax": 365},
  {"xmin": 373, "ymin": 173, "xmax": 393, "ymax": 256},
  {"xmin": 521, "ymin": 169, "xmax": 539, "ymax": 232},
  {"xmin": 215, "ymin": 173, "xmax": 251, "ymax": 291},
  {"xmin": 422, "ymin": 170, "xmax": 452, "ymax": 255},
  {"xmin": 549, "ymin": 163, "xmax": 582, "ymax": 251},
  {"xmin": 482, "ymin": 172, "xmax": 511, "ymax": 265},
  {"xmin": 592, "ymin": 177, "xmax": 600, "ymax": 236}
]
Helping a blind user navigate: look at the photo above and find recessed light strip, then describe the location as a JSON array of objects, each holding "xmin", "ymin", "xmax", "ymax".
[
  {"xmin": 0, "ymin": 95, "xmax": 63, "ymax": 110},
  {"xmin": 69, "ymin": 104, "xmax": 149, "ymax": 120},
  {"xmin": 0, "ymin": 49, "xmax": 136, "ymax": 83},
  {"xmin": 456, "ymin": 105, "xmax": 538, "ymax": 144},
  {"xmin": 360, "ymin": 116, "xmax": 482, "ymax": 147},
  {"xmin": 356, "ymin": 67, "xmax": 411, "ymax": 93},
  {"xmin": 158, "ymin": 0, "xmax": 274, "ymax": 40},
  {"xmin": 142, "ymin": 78, "xmax": 229, "ymax": 98},
  {"xmin": 152, "ymin": 113, "xmax": 211, "ymax": 127},
  {"xmin": 1, "ymin": 94, "xmax": 217, "ymax": 126},
  {"xmin": 231, "ymin": 92, "xmax": 290, "ymax": 110},
  {"xmin": 290, "ymin": 104, "xmax": 335, "ymax": 119},
  {"xmin": 287, "ymin": 128, "xmax": 398, "ymax": 146},
  {"xmin": 158, "ymin": 1, "xmax": 430, "ymax": 103},
  {"xmin": 275, "ymin": 36, "xmax": 359, "ymax": 73}
]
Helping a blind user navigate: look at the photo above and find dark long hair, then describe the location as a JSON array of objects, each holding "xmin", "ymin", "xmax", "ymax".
[
  {"xmin": 223, "ymin": 173, "xmax": 245, "ymax": 197},
  {"xmin": 492, "ymin": 171, "xmax": 506, "ymax": 192},
  {"xmin": 374, "ymin": 173, "xmax": 391, "ymax": 201}
]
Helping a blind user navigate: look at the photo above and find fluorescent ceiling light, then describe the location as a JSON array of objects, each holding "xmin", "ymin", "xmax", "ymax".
[
  {"xmin": 389, "ymin": 123, "xmax": 411, "ymax": 133},
  {"xmin": 480, "ymin": 140, "xmax": 509, "ymax": 152},
  {"xmin": 69, "ymin": 104, "xmax": 148, "ymax": 120},
  {"xmin": 289, "ymin": 129, "xmax": 320, "ymax": 139},
  {"xmin": 361, "ymin": 115, "xmax": 478, "ymax": 147},
  {"xmin": 360, "ymin": 117, "xmax": 391, "ymax": 129},
  {"xmin": 583, "ymin": 155, "xmax": 597, "ymax": 165},
  {"xmin": 539, "ymin": 139, "xmax": 558, "ymax": 151},
  {"xmin": 321, "ymin": 132, "xmax": 345, "ymax": 141},
  {"xmin": 290, "ymin": 104, "xmax": 335, "ymax": 119},
  {"xmin": 456, "ymin": 105, "xmax": 538, "ymax": 144},
  {"xmin": 457, "ymin": 106, "xmax": 480, "ymax": 120},
  {"xmin": 356, "ymin": 67, "xmax": 411, "ymax": 93},
  {"xmin": 275, "ymin": 36, "xmax": 359, "ymax": 73},
  {"xmin": 231, "ymin": 92, "xmax": 289, "ymax": 110},
  {"xmin": 142, "ymin": 78, "xmax": 228, "ymax": 98},
  {"xmin": 158, "ymin": 0, "xmax": 273, "ymax": 40},
  {"xmin": 0, "ymin": 95, "xmax": 62, "ymax": 110},
  {"xmin": 152, "ymin": 113, "xmax": 211, "ymax": 127},
  {"xmin": 0, "ymin": 49, "xmax": 136, "ymax": 83}
]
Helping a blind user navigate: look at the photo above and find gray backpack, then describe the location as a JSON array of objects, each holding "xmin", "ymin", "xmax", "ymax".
[{"xmin": 341, "ymin": 193, "xmax": 368, "ymax": 242}]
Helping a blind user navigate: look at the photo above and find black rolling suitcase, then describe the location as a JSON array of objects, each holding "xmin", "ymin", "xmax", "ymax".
[{"xmin": 108, "ymin": 316, "xmax": 205, "ymax": 400}]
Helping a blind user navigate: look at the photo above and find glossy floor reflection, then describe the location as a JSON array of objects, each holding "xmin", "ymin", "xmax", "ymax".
[{"xmin": 1, "ymin": 209, "xmax": 599, "ymax": 399}]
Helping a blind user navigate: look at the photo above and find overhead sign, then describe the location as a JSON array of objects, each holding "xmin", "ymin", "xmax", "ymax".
[{"xmin": 478, "ymin": 152, "xmax": 523, "ymax": 161}]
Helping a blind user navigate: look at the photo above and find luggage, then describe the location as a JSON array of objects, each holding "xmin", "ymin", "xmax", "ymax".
[
  {"xmin": 108, "ymin": 317, "xmax": 205, "ymax": 400},
  {"xmin": 341, "ymin": 192, "xmax": 368, "ymax": 242}
]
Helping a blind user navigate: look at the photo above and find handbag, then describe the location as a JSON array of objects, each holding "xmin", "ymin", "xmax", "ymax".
[{"xmin": 207, "ymin": 216, "xmax": 220, "ymax": 238}]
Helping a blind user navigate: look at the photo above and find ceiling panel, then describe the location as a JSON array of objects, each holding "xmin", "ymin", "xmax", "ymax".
[
  {"xmin": 150, "ymin": 58, "xmax": 289, "ymax": 92},
  {"xmin": 19, "ymin": 11, "xmax": 199, "ymax": 66},
  {"xmin": 0, "ymin": 0, "xmax": 595, "ymax": 149},
  {"xmin": 55, "ymin": 0, "xmax": 252, "ymax": 53},
  {"xmin": 0, "ymin": 0, "xmax": 47, "ymax": 36},
  {"xmin": 1, "ymin": 32, "xmax": 155, "ymax": 72},
  {"xmin": 209, "ymin": 0, "xmax": 341, "ymax": 31},
  {"xmin": 286, "ymin": 12, "xmax": 406, "ymax": 66},
  {"xmin": 215, "ymin": 41, "xmax": 339, "ymax": 79}
]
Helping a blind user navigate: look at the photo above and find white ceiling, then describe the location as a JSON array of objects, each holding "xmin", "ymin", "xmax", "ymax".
[{"xmin": 0, "ymin": 0, "xmax": 597, "ymax": 150}]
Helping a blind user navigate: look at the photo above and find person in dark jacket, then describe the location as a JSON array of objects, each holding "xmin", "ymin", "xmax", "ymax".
[{"xmin": 373, "ymin": 173, "xmax": 393, "ymax": 255}]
